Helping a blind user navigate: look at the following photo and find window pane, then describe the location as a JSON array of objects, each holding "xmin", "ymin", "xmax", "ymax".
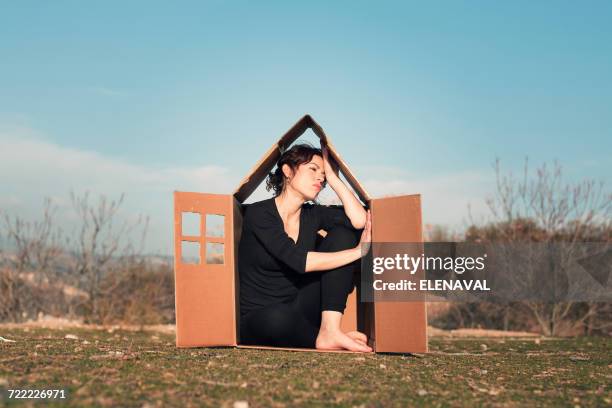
[
  {"xmin": 181, "ymin": 241, "xmax": 200, "ymax": 264},
  {"xmin": 206, "ymin": 242, "xmax": 224, "ymax": 264},
  {"xmin": 181, "ymin": 212, "xmax": 200, "ymax": 237},
  {"xmin": 206, "ymin": 214, "xmax": 225, "ymax": 238}
]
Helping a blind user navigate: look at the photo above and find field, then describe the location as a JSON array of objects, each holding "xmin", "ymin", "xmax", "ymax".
[{"xmin": 0, "ymin": 327, "xmax": 610, "ymax": 407}]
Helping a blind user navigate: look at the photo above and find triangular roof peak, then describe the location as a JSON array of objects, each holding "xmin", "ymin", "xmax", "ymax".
[{"xmin": 233, "ymin": 114, "xmax": 370, "ymax": 204}]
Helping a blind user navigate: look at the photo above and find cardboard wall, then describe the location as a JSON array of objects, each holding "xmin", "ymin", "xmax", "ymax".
[{"xmin": 370, "ymin": 195, "xmax": 428, "ymax": 353}]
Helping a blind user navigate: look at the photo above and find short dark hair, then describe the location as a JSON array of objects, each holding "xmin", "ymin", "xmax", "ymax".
[{"xmin": 266, "ymin": 143, "xmax": 326, "ymax": 197}]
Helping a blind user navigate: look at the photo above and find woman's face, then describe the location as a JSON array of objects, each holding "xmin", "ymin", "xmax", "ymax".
[{"xmin": 283, "ymin": 154, "xmax": 325, "ymax": 201}]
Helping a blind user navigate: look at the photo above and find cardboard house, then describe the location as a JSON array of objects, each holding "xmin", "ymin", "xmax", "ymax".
[{"xmin": 173, "ymin": 114, "xmax": 428, "ymax": 353}]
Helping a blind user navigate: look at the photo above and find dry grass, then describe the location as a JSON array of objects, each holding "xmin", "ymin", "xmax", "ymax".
[{"xmin": 1, "ymin": 327, "xmax": 610, "ymax": 407}]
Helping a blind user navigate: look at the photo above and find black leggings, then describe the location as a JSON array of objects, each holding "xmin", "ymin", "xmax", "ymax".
[{"xmin": 240, "ymin": 225, "xmax": 359, "ymax": 348}]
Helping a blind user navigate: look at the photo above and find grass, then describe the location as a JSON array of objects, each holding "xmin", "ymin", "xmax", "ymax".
[{"xmin": 0, "ymin": 328, "xmax": 610, "ymax": 407}]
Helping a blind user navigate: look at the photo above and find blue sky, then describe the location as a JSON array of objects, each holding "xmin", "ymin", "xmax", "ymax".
[{"xmin": 1, "ymin": 1, "xmax": 610, "ymax": 254}]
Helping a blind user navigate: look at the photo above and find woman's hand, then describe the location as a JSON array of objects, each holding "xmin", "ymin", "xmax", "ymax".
[
  {"xmin": 321, "ymin": 146, "xmax": 340, "ymax": 183},
  {"xmin": 321, "ymin": 144, "xmax": 367, "ymax": 229},
  {"xmin": 357, "ymin": 210, "xmax": 372, "ymax": 254}
]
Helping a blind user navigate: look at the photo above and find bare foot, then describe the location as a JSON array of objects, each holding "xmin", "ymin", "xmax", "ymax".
[
  {"xmin": 346, "ymin": 330, "xmax": 368, "ymax": 345},
  {"xmin": 316, "ymin": 329, "xmax": 372, "ymax": 352}
]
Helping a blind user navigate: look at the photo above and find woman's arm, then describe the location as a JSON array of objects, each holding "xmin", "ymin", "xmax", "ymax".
[
  {"xmin": 304, "ymin": 210, "xmax": 371, "ymax": 273},
  {"xmin": 305, "ymin": 247, "xmax": 362, "ymax": 272},
  {"xmin": 322, "ymin": 147, "xmax": 367, "ymax": 229}
]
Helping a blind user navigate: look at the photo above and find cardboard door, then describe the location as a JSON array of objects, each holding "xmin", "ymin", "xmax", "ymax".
[{"xmin": 174, "ymin": 192, "xmax": 237, "ymax": 347}]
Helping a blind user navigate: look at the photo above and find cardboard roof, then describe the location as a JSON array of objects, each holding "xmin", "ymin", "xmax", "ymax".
[{"xmin": 233, "ymin": 114, "xmax": 371, "ymax": 204}]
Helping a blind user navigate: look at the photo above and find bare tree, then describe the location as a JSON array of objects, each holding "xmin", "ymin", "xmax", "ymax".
[
  {"xmin": 2, "ymin": 198, "xmax": 64, "ymax": 276},
  {"xmin": 474, "ymin": 158, "xmax": 611, "ymax": 336},
  {"xmin": 0, "ymin": 198, "xmax": 66, "ymax": 321},
  {"xmin": 485, "ymin": 158, "xmax": 610, "ymax": 238},
  {"xmin": 68, "ymin": 191, "xmax": 149, "ymax": 323},
  {"xmin": 0, "ymin": 193, "xmax": 173, "ymax": 325}
]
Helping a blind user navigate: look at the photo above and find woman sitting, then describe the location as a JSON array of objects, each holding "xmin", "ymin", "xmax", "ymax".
[{"xmin": 239, "ymin": 143, "xmax": 372, "ymax": 352}]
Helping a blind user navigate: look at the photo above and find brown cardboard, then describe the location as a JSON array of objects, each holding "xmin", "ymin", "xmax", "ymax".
[
  {"xmin": 174, "ymin": 115, "xmax": 427, "ymax": 353},
  {"xmin": 370, "ymin": 195, "xmax": 428, "ymax": 353},
  {"xmin": 174, "ymin": 193, "xmax": 236, "ymax": 347}
]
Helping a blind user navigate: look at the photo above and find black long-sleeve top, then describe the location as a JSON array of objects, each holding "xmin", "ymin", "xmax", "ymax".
[{"xmin": 238, "ymin": 197, "xmax": 354, "ymax": 317}]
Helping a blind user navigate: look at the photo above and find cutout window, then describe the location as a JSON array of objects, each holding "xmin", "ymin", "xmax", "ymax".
[
  {"xmin": 181, "ymin": 212, "xmax": 201, "ymax": 237},
  {"xmin": 181, "ymin": 241, "xmax": 200, "ymax": 264},
  {"xmin": 206, "ymin": 242, "xmax": 224, "ymax": 264},
  {"xmin": 206, "ymin": 214, "xmax": 225, "ymax": 238}
]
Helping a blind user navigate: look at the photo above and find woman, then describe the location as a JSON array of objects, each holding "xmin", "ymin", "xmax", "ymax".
[{"xmin": 238, "ymin": 143, "xmax": 372, "ymax": 352}]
